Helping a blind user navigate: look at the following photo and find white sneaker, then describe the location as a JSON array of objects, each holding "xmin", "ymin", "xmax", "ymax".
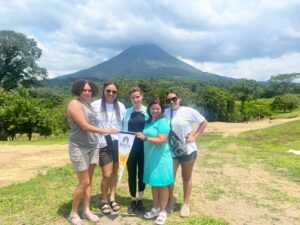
[
  {"xmin": 144, "ymin": 207, "xmax": 160, "ymax": 219},
  {"xmin": 180, "ymin": 204, "xmax": 190, "ymax": 217}
]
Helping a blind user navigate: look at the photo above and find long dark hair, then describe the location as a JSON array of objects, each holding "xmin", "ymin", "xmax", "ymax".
[
  {"xmin": 147, "ymin": 98, "xmax": 165, "ymax": 122},
  {"xmin": 101, "ymin": 81, "xmax": 121, "ymax": 121}
]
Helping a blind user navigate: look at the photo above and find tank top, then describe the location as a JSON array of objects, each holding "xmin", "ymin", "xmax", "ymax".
[{"xmin": 68, "ymin": 99, "xmax": 98, "ymax": 148}]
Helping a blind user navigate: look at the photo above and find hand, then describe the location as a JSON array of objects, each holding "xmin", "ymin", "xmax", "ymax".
[
  {"xmin": 186, "ymin": 134, "xmax": 196, "ymax": 143},
  {"xmin": 108, "ymin": 128, "xmax": 118, "ymax": 134},
  {"xmin": 136, "ymin": 132, "xmax": 145, "ymax": 140}
]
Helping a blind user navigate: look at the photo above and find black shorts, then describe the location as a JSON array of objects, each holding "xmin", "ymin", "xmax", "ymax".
[
  {"xmin": 173, "ymin": 151, "xmax": 197, "ymax": 162},
  {"xmin": 99, "ymin": 140, "xmax": 119, "ymax": 167}
]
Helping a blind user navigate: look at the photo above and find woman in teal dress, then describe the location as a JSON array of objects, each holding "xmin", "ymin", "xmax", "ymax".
[{"xmin": 136, "ymin": 98, "xmax": 173, "ymax": 225}]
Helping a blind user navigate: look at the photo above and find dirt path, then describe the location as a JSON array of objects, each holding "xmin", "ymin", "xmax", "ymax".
[
  {"xmin": 205, "ymin": 116, "xmax": 300, "ymax": 136},
  {"xmin": 0, "ymin": 144, "xmax": 69, "ymax": 187}
]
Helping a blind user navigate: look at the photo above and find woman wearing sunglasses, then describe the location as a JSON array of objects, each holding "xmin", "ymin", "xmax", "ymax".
[
  {"xmin": 91, "ymin": 82, "xmax": 126, "ymax": 215},
  {"xmin": 164, "ymin": 90, "xmax": 208, "ymax": 218},
  {"xmin": 67, "ymin": 80, "xmax": 118, "ymax": 225},
  {"xmin": 122, "ymin": 86, "xmax": 149, "ymax": 214}
]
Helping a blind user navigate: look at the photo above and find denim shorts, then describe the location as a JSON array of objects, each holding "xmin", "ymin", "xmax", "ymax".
[{"xmin": 173, "ymin": 151, "xmax": 197, "ymax": 162}]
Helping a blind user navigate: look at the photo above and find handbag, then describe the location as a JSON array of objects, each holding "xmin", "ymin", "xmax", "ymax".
[
  {"xmin": 168, "ymin": 109, "xmax": 186, "ymax": 157},
  {"xmin": 104, "ymin": 106, "xmax": 115, "ymax": 150},
  {"xmin": 104, "ymin": 134, "xmax": 114, "ymax": 150}
]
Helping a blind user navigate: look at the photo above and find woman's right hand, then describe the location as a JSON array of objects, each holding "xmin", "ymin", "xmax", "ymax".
[{"xmin": 107, "ymin": 128, "xmax": 118, "ymax": 134}]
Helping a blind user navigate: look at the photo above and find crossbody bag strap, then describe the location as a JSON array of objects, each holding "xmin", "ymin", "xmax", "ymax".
[{"xmin": 170, "ymin": 109, "xmax": 173, "ymax": 130}]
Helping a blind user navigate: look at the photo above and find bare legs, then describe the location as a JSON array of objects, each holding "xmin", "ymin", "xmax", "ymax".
[
  {"xmin": 152, "ymin": 186, "xmax": 169, "ymax": 211},
  {"xmin": 168, "ymin": 159, "xmax": 195, "ymax": 207},
  {"xmin": 71, "ymin": 164, "xmax": 96, "ymax": 216},
  {"xmin": 100, "ymin": 162, "xmax": 119, "ymax": 202}
]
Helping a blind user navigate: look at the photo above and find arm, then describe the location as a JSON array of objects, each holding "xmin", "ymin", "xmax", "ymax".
[
  {"xmin": 186, "ymin": 119, "xmax": 208, "ymax": 143},
  {"xmin": 136, "ymin": 132, "xmax": 168, "ymax": 144},
  {"xmin": 68, "ymin": 100, "xmax": 117, "ymax": 134}
]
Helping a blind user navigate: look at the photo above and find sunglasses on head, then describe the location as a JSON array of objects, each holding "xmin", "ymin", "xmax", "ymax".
[
  {"xmin": 105, "ymin": 89, "xmax": 117, "ymax": 94},
  {"xmin": 166, "ymin": 96, "xmax": 178, "ymax": 104}
]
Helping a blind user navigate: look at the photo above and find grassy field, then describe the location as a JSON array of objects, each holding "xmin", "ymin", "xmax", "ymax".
[
  {"xmin": 0, "ymin": 163, "xmax": 228, "ymax": 225},
  {"xmin": 1, "ymin": 121, "xmax": 300, "ymax": 224}
]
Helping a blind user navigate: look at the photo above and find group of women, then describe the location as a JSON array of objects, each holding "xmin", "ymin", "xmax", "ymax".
[{"xmin": 67, "ymin": 80, "xmax": 208, "ymax": 225}]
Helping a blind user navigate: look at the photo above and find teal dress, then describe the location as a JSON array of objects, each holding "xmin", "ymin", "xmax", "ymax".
[{"xmin": 143, "ymin": 118, "xmax": 174, "ymax": 186}]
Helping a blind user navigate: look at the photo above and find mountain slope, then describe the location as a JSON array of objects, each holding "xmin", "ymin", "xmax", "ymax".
[{"xmin": 57, "ymin": 44, "xmax": 231, "ymax": 81}]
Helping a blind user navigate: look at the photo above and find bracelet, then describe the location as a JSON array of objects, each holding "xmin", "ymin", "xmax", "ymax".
[{"xmin": 144, "ymin": 136, "xmax": 148, "ymax": 141}]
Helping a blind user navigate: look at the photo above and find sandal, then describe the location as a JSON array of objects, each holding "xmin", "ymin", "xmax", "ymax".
[
  {"xmin": 109, "ymin": 200, "xmax": 120, "ymax": 212},
  {"xmin": 68, "ymin": 214, "xmax": 83, "ymax": 225},
  {"xmin": 81, "ymin": 211, "xmax": 100, "ymax": 222},
  {"xmin": 144, "ymin": 207, "xmax": 160, "ymax": 219},
  {"xmin": 101, "ymin": 202, "xmax": 112, "ymax": 215},
  {"xmin": 155, "ymin": 211, "xmax": 167, "ymax": 225}
]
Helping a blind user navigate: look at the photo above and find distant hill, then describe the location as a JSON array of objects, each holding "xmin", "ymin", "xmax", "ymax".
[{"xmin": 56, "ymin": 44, "xmax": 233, "ymax": 81}]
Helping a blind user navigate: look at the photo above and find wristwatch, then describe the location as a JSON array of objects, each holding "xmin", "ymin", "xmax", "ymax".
[{"xmin": 144, "ymin": 136, "xmax": 148, "ymax": 141}]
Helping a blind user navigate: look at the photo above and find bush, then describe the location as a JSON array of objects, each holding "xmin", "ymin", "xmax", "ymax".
[{"xmin": 271, "ymin": 94, "xmax": 300, "ymax": 112}]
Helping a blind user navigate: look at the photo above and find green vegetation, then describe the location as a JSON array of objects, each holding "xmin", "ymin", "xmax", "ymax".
[{"xmin": 1, "ymin": 77, "xmax": 300, "ymax": 142}]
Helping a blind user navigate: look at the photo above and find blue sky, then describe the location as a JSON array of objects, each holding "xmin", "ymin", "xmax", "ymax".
[{"xmin": 1, "ymin": 0, "xmax": 300, "ymax": 80}]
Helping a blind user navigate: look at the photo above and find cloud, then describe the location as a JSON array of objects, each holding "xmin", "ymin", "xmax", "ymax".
[
  {"xmin": 179, "ymin": 52, "xmax": 300, "ymax": 81},
  {"xmin": 1, "ymin": 0, "xmax": 300, "ymax": 79}
]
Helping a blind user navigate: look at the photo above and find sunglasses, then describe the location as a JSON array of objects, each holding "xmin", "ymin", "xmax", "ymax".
[
  {"xmin": 166, "ymin": 96, "xmax": 178, "ymax": 104},
  {"xmin": 105, "ymin": 89, "xmax": 117, "ymax": 94}
]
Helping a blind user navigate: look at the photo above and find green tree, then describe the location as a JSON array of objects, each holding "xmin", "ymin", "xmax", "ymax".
[
  {"xmin": 0, "ymin": 85, "xmax": 60, "ymax": 140},
  {"xmin": 197, "ymin": 87, "xmax": 236, "ymax": 121},
  {"xmin": 0, "ymin": 30, "xmax": 48, "ymax": 90},
  {"xmin": 268, "ymin": 73, "xmax": 300, "ymax": 95},
  {"xmin": 271, "ymin": 94, "xmax": 300, "ymax": 113},
  {"xmin": 231, "ymin": 80, "xmax": 262, "ymax": 113}
]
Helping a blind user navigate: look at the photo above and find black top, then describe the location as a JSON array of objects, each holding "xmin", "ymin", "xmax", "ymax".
[
  {"xmin": 128, "ymin": 111, "xmax": 145, "ymax": 152},
  {"xmin": 128, "ymin": 111, "xmax": 145, "ymax": 132}
]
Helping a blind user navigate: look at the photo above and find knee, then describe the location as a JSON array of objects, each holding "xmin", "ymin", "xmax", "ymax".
[
  {"xmin": 182, "ymin": 175, "xmax": 192, "ymax": 183},
  {"xmin": 79, "ymin": 180, "xmax": 91, "ymax": 190},
  {"xmin": 102, "ymin": 172, "xmax": 113, "ymax": 180}
]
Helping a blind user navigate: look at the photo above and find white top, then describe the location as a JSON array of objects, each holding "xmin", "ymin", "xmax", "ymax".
[
  {"xmin": 165, "ymin": 106, "xmax": 206, "ymax": 155},
  {"xmin": 91, "ymin": 99, "xmax": 126, "ymax": 148}
]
